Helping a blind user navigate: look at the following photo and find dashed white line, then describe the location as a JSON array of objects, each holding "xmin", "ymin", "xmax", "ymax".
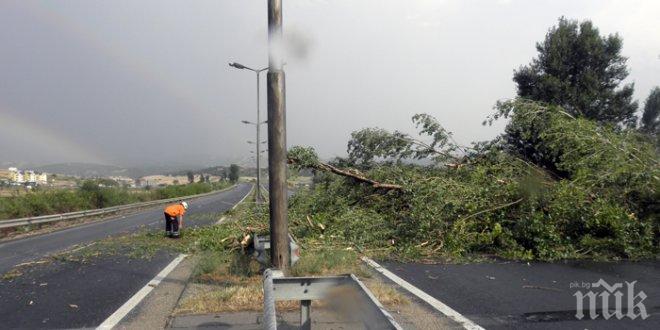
[
  {"xmin": 96, "ymin": 254, "xmax": 187, "ymax": 330},
  {"xmin": 361, "ymin": 257, "xmax": 485, "ymax": 330}
]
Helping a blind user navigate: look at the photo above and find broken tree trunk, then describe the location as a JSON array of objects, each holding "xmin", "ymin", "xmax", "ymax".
[{"xmin": 287, "ymin": 158, "xmax": 403, "ymax": 191}]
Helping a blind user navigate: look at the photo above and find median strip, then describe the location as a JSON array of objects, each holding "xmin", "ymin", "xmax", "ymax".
[
  {"xmin": 97, "ymin": 253, "xmax": 188, "ymax": 330},
  {"xmin": 93, "ymin": 184, "xmax": 254, "ymax": 329}
]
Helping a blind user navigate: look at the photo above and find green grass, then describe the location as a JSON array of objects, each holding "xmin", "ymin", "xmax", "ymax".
[
  {"xmin": 0, "ymin": 181, "xmax": 231, "ymax": 220},
  {"xmin": 1, "ymin": 269, "xmax": 22, "ymax": 281},
  {"xmin": 1, "ymin": 189, "xmax": 407, "ymax": 314}
]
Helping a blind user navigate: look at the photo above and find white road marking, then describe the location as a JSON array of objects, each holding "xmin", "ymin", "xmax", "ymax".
[
  {"xmin": 97, "ymin": 186, "xmax": 252, "ymax": 329},
  {"xmin": 215, "ymin": 185, "xmax": 253, "ymax": 224},
  {"xmin": 96, "ymin": 254, "xmax": 187, "ymax": 330},
  {"xmin": 361, "ymin": 257, "xmax": 485, "ymax": 330},
  {"xmin": 232, "ymin": 185, "xmax": 254, "ymax": 210}
]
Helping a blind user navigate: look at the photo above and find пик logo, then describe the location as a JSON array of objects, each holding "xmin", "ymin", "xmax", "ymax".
[{"xmin": 574, "ymin": 279, "xmax": 649, "ymax": 320}]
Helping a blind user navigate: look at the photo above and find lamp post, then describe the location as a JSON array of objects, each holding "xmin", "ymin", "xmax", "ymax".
[
  {"xmin": 240, "ymin": 120, "xmax": 267, "ymax": 202},
  {"xmin": 230, "ymin": 62, "xmax": 268, "ymax": 203}
]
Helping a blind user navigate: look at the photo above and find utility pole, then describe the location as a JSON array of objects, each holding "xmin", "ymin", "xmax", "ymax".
[{"xmin": 267, "ymin": 0, "xmax": 289, "ymax": 272}]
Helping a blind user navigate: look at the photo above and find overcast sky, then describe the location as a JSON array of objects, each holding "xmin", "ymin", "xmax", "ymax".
[{"xmin": 1, "ymin": 0, "xmax": 658, "ymax": 167}]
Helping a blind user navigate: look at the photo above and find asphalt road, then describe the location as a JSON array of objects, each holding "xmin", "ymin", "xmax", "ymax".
[
  {"xmin": 5, "ymin": 183, "xmax": 656, "ymax": 330},
  {"xmin": 383, "ymin": 259, "xmax": 660, "ymax": 329},
  {"xmin": 0, "ymin": 183, "xmax": 251, "ymax": 274},
  {"xmin": 0, "ymin": 183, "xmax": 252, "ymax": 329}
]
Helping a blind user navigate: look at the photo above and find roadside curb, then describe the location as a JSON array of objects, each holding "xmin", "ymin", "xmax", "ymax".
[{"xmin": 164, "ymin": 255, "xmax": 198, "ymax": 329}]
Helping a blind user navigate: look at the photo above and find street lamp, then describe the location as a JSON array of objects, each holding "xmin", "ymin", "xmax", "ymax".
[{"xmin": 230, "ymin": 62, "xmax": 268, "ymax": 203}]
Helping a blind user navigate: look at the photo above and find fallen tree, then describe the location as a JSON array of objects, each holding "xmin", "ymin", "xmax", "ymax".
[
  {"xmin": 284, "ymin": 99, "xmax": 659, "ymax": 261},
  {"xmin": 287, "ymin": 146, "xmax": 403, "ymax": 191}
]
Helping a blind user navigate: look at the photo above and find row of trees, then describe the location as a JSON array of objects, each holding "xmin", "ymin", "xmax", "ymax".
[
  {"xmin": 186, "ymin": 171, "xmax": 212, "ymax": 184},
  {"xmin": 185, "ymin": 164, "xmax": 241, "ymax": 184}
]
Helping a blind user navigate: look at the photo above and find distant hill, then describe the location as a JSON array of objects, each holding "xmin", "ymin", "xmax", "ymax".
[
  {"xmin": 169, "ymin": 165, "xmax": 230, "ymax": 177},
  {"xmin": 33, "ymin": 163, "xmax": 124, "ymax": 178},
  {"xmin": 32, "ymin": 163, "xmax": 192, "ymax": 179},
  {"xmin": 27, "ymin": 162, "xmax": 249, "ymax": 180}
]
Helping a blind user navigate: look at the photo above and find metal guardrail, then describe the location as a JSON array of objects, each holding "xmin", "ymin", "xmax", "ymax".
[
  {"xmin": 248, "ymin": 233, "xmax": 300, "ymax": 267},
  {"xmin": 263, "ymin": 269, "xmax": 402, "ymax": 330},
  {"xmin": 0, "ymin": 185, "xmax": 238, "ymax": 230}
]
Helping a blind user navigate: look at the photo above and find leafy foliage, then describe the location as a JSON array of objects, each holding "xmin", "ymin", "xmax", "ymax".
[
  {"xmin": 228, "ymin": 164, "xmax": 240, "ymax": 183},
  {"xmin": 0, "ymin": 181, "xmax": 230, "ymax": 220},
  {"xmin": 641, "ymin": 87, "xmax": 660, "ymax": 140},
  {"xmin": 513, "ymin": 17, "xmax": 637, "ymax": 126},
  {"xmin": 346, "ymin": 113, "xmax": 459, "ymax": 166},
  {"xmin": 288, "ymin": 146, "xmax": 320, "ymax": 170},
  {"xmin": 281, "ymin": 17, "xmax": 655, "ymax": 262},
  {"xmin": 288, "ymin": 100, "xmax": 658, "ymax": 261}
]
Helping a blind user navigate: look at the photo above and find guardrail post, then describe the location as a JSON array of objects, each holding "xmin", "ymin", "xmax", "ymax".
[
  {"xmin": 263, "ymin": 269, "xmax": 278, "ymax": 330},
  {"xmin": 300, "ymin": 300, "xmax": 311, "ymax": 330}
]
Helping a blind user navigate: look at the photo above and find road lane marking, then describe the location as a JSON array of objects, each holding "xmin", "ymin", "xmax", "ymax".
[
  {"xmin": 215, "ymin": 184, "xmax": 253, "ymax": 225},
  {"xmin": 98, "ymin": 186, "xmax": 251, "ymax": 328},
  {"xmin": 97, "ymin": 254, "xmax": 187, "ymax": 330},
  {"xmin": 361, "ymin": 257, "xmax": 485, "ymax": 330},
  {"xmin": 232, "ymin": 185, "xmax": 254, "ymax": 210}
]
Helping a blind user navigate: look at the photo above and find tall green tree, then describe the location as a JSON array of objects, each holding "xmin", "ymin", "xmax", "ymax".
[
  {"xmin": 228, "ymin": 164, "xmax": 240, "ymax": 183},
  {"xmin": 640, "ymin": 87, "xmax": 660, "ymax": 136},
  {"xmin": 186, "ymin": 171, "xmax": 194, "ymax": 184},
  {"xmin": 513, "ymin": 17, "xmax": 637, "ymax": 126}
]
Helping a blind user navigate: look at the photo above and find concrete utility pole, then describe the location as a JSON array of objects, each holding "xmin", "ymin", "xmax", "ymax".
[
  {"xmin": 229, "ymin": 62, "xmax": 268, "ymax": 204},
  {"xmin": 267, "ymin": 0, "xmax": 289, "ymax": 272}
]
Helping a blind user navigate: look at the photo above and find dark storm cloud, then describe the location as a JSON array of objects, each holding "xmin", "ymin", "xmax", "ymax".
[{"xmin": 0, "ymin": 0, "xmax": 657, "ymax": 166}]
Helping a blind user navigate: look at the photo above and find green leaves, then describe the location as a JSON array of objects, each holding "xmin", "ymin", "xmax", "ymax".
[
  {"xmin": 287, "ymin": 146, "xmax": 320, "ymax": 170},
  {"xmin": 513, "ymin": 17, "xmax": 638, "ymax": 126},
  {"xmin": 228, "ymin": 164, "xmax": 240, "ymax": 183},
  {"xmin": 346, "ymin": 113, "xmax": 459, "ymax": 166},
  {"xmin": 640, "ymin": 86, "xmax": 660, "ymax": 137},
  {"xmin": 284, "ymin": 98, "xmax": 658, "ymax": 261}
]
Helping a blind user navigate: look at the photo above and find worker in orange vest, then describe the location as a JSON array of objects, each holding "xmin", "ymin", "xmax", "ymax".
[{"xmin": 164, "ymin": 201, "xmax": 188, "ymax": 238}]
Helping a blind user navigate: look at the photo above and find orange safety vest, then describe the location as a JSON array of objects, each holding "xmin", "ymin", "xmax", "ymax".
[{"xmin": 164, "ymin": 204, "xmax": 186, "ymax": 217}]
